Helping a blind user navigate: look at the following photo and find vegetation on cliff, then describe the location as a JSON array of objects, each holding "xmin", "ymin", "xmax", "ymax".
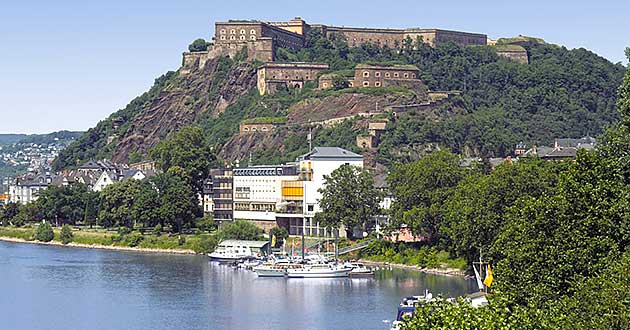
[{"xmin": 55, "ymin": 28, "xmax": 625, "ymax": 168}]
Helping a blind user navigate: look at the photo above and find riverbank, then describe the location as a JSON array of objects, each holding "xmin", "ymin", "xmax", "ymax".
[
  {"xmin": 0, "ymin": 236, "xmax": 198, "ymax": 254},
  {"xmin": 358, "ymin": 259, "xmax": 470, "ymax": 278}
]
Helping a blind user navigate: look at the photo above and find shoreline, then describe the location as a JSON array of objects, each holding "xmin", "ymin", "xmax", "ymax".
[
  {"xmin": 0, "ymin": 237, "xmax": 198, "ymax": 255},
  {"xmin": 358, "ymin": 259, "xmax": 471, "ymax": 278}
]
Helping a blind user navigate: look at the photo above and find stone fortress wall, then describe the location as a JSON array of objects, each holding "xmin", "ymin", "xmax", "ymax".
[{"xmin": 257, "ymin": 62, "xmax": 329, "ymax": 95}]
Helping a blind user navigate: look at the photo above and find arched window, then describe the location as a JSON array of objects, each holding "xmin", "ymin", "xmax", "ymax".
[
  {"xmin": 240, "ymin": 29, "xmax": 246, "ymax": 34},
  {"xmin": 404, "ymin": 73, "xmax": 409, "ymax": 78},
  {"xmin": 243, "ymin": 127, "xmax": 249, "ymax": 132},
  {"xmin": 375, "ymin": 72, "xmax": 381, "ymax": 77},
  {"xmin": 230, "ymin": 29, "xmax": 236, "ymax": 34},
  {"xmin": 230, "ymin": 35, "xmax": 236, "ymax": 40},
  {"xmin": 363, "ymin": 81, "xmax": 369, "ymax": 87},
  {"xmin": 250, "ymin": 35, "xmax": 256, "ymax": 40},
  {"xmin": 240, "ymin": 35, "xmax": 246, "ymax": 40},
  {"xmin": 394, "ymin": 72, "xmax": 399, "ymax": 78},
  {"xmin": 250, "ymin": 29, "xmax": 256, "ymax": 34},
  {"xmin": 363, "ymin": 71, "xmax": 369, "ymax": 77},
  {"xmin": 261, "ymin": 127, "xmax": 268, "ymax": 132},
  {"xmin": 252, "ymin": 127, "xmax": 257, "ymax": 132},
  {"xmin": 385, "ymin": 72, "xmax": 390, "ymax": 78},
  {"xmin": 375, "ymin": 82, "xmax": 381, "ymax": 87},
  {"xmin": 220, "ymin": 35, "xmax": 226, "ymax": 40},
  {"xmin": 220, "ymin": 29, "xmax": 226, "ymax": 34},
  {"xmin": 412, "ymin": 73, "xmax": 416, "ymax": 78}
]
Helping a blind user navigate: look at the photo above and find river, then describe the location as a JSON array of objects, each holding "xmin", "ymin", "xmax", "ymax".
[{"xmin": 0, "ymin": 241, "xmax": 474, "ymax": 330}]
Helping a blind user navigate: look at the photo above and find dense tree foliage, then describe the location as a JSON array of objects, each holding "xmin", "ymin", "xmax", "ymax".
[
  {"xmin": 388, "ymin": 150, "xmax": 468, "ymax": 244},
  {"xmin": 218, "ymin": 220, "xmax": 262, "ymax": 241},
  {"xmin": 149, "ymin": 125, "xmax": 218, "ymax": 195},
  {"xmin": 315, "ymin": 164, "xmax": 382, "ymax": 236},
  {"xmin": 188, "ymin": 38, "xmax": 212, "ymax": 52},
  {"xmin": 34, "ymin": 221, "xmax": 54, "ymax": 242}
]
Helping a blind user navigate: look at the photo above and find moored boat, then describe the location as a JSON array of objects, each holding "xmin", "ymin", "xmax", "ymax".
[
  {"xmin": 253, "ymin": 262, "xmax": 303, "ymax": 277},
  {"xmin": 344, "ymin": 262, "xmax": 375, "ymax": 277},
  {"xmin": 286, "ymin": 263, "xmax": 351, "ymax": 278}
]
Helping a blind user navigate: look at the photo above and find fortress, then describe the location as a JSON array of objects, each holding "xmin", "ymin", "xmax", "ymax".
[
  {"xmin": 182, "ymin": 17, "xmax": 527, "ymax": 94},
  {"xmin": 182, "ymin": 17, "xmax": 490, "ymax": 70}
]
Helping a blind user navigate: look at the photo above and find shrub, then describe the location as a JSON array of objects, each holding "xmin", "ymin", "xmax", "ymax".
[
  {"xmin": 178, "ymin": 236, "xmax": 186, "ymax": 246},
  {"xmin": 269, "ymin": 227, "xmax": 289, "ymax": 247},
  {"xmin": 218, "ymin": 220, "xmax": 262, "ymax": 241},
  {"xmin": 127, "ymin": 232, "xmax": 144, "ymax": 247},
  {"xmin": 192, "ymin": 235, "xmax": 219, "ymax": 254},
  {"xmin": 188, "ymin": 38, "xmax": 211, "ymax": 52},
  {"xmin": 153, "ymin": 224, "xmax": 162, "ymax": 236},
  {"xmin": 35, "ymin": 222, "xmax": 54, "ymax": 242},
  {"xmin": 60, "ymin": 225, "xmax": 73, "ymax": 244},
  {"xmin": 195, "ymin": 216, "xmax": 216, "ymax": 232}
]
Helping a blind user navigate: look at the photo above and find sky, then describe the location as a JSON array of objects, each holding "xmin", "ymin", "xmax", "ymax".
[{"xmin": 0, "ymin": 0, "xmax": 628, "ymax": 134}]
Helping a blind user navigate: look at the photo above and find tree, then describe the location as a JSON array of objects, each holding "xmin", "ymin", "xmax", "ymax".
[
  {"xmin": 188, "ymin": 38, "xmax": 211, "ymax": 52},
  {"xmin": 269, "ymin": 226, "xmax": 289, "ymax": 247},
  {"xmin": 388, "ymin": 150, "xmax": 468, "ymax": 243},
  {"xmin": 59, "ymin": 225, "xmax": 73, "ymax": 244},
  {"xmin": 150, "ymin": 172, "xmax": 199, "ymax": 233},
  {"xmin": 218, "ymin": 220, "xmax": 262, "ymax": 241},
  {"xmin": 149, "ymin": 126, "xmax": 217, "ymax": 196},
  {"xmin": 3, "ymin": 202, "xmax": 20, "ymax": 225},
  {"xmin": 35, "ymin": 222, "xmax": 54, "ymax": 242},
  {"xmin": 315, "ymin": 164, "xmax": 382, "ymax": 236},
  {"xmin": 98, "ymin": 180, "xmax": 143, "ymax": 228}
]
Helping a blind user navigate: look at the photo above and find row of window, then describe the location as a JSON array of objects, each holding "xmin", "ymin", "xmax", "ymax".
[
  {"xmin": 270, "ymin": 75, "xmax": 311, "ymax": 80},
  {"xmin": 363, "ymin": 81, "xmax": 382, "ymax": 87},
  {"xmin": 220, "ymin": 35, "xmax": 256, "ymax": 41},
  {"xmin": 362, "ymin": 71, "xmax": 416, "ymax": 79},
  {"xmin": 242, "ymin": 126, "xmax": 270, "ymax": 132},
  {"xmin": 234, "ymin": 202, "xmax": 276, "ymax": 212},
  {"xmin": 220, "ymin": 29, "xmax": 256, "ymax": 35}
]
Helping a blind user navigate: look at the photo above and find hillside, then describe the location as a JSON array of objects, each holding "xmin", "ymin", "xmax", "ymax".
[{"xmin": 54, "ymin": 32, "xmax": 626, "ymax": 170}]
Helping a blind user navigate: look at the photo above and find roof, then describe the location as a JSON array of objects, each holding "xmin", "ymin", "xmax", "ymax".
[
  {"xmin": 355, "ymin": 63, "xmax": 419, "ymax": 71},
  {"xmin": 297, "ymin": 147, "xmax": 363, "ymax": 161},
  {"xmin": 218, "ymin": 240, "xmax": 269, "ymax": 248},
  {"xmin": 554, "ymin": 136, "xmax": 597, "ymax": 148}
]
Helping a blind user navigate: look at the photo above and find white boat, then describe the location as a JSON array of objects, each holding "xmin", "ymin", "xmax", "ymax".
[
  {"xmin": 286, "ymin": 263, "xmax": 351, "ymax": 278},
  {"xmin": 208, "ymin": 239, "xmax": 267, "ymax": 262},
  {"xmin": 253, "ymin": 262, "xmax": 303, "ymax": 277},
  {"xmin": 344, "ymin": 262, "xmax": 375, "ymax": 277}
]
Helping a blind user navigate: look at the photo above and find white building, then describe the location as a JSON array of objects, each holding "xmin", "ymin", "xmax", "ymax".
[
  {"xmin": 8, "ymin": 172, "xmax": 54, "ymax": 204},
  {"xmin": 231, "ymin": 147, "xmax": 363, "ymax": 237}
]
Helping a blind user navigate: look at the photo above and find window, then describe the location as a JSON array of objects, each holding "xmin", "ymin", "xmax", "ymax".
[
  {"xmin": 375, "ymin": 82, "xmax": 381, "ymax": 87},
  {"xmin": 220, "ymin": 29, "xmax": 226, "ymax": 34},
  {"xmin": 385, "ymin": 72, "xmax": 390, "ymax": 78},
  {"xmin": 240, "ymin": 29, "xmax": 245, "ymax": 34},
  {"xmin": 394, "ymin": 72, "xmax": 399, "ymax": 77},
  {"xmin": 323, "ymin": 83, "xmax": 328, "ymax": 87},
  {"xmin": 404, "ymin": 73, "xmax": 409, "ymax": 78},
  {"xmin": 240, "ymin": 35, "xmax": 246, "ymax": 40},
  {"xmin": 250, "ymin": 29, "xmax": 256, "ymax": 34},
  {"xmin": 220, "ymin": 35, "xmax": 226, "ymax": 40},
  {"xmin": 230, "ymin": 29, "xmax": 236, "ymax": 34},
  {"xmin": 252, "ymin": 127, "xmax": 257, "ymax": 132},
  {"xmin": 243, "ymin": 127, "xmax": 249, "ymax": 132},
  {"xmin": 363, "ymin": 71, "xmax": 369, "ymax": 77},
  {"xmin": 412, "ymin": 73, "xmax": 416, "ymax": 78},
  {"xmin": 250, "ymin": 35, "xmax": 256, "ymax": 40},
  {"xmin": 363, "ymin": 81, "xmax": 369, "ymax": 87},
  {"xmin": 230, "ymin": 35, "xmax": 236, "ymax": 40},
  {"xmin": 307, "ymin": 204, "xmax": 314, "ymax": 212},
  {"xmin": 261, "ymin": 127, "xmax": 268, "ymax": 132},
  {"xmin": 375, "ymin": 72, "xmax": 381, "ymax": 77}
]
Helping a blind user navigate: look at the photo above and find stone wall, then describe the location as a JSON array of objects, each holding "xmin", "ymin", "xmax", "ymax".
[
  {"xmin": 404, "ymin": 29, "xmax": 487, "ymax": 47},
  {"xmin": 257, "ymin": 62, "xmax": 329, "ymax": 95},
  {"xmin": 321, "ymin": 25, "xmax": 405, "ymax": 48},
  {"xmin": 353, "ymin": 64, "xmax": 420, "ymax": 88},
  {"xmin": 239, "ymin": 123, "xmax": 276, "ymax": 134},
  {"xmin": 495, "ymin": 47, "xmax": 529, "ymax": 64}
]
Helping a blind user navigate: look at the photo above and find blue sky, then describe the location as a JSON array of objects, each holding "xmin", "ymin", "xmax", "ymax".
[{"xmin": 0, "ymin": 0, "xmax": 628, "ymax": 134}]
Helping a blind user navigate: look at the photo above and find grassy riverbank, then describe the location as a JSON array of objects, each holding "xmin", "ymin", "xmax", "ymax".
[{"xmin": 0, "ymin": 226, "xmax": 217, "ymax": 254}]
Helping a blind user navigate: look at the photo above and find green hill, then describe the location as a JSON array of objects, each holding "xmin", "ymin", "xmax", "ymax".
[{"xmin": 54, "ymin": 32, "xmax": 626, "ymax": 169}]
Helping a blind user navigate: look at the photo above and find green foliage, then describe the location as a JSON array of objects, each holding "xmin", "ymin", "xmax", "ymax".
[
  {"xmin": 360, "ymin": 240, "xmax": 466, "ymax": 270},
  {"xmin": 218, "ymin": 220, "xmax": 262, "ymax": 241},
  {"xmin": 188, "ymin": 38, "xmax": 212, "ymax": 52},
  {"xmin": 388, "ymin": 150, "xmax": 469, "ymax": 243},
  {"xmin": 269, "ymin": 227, "xmax": 289, "ymax": 247},
  {"xmin": 191, "ymin": 235, "xmax": 219, "ymax": 254},
  {"xmin": 149, "ymin": 125, "xmax": 217, "ymax": 195},
  {"xmin": 59, "ymin": 225, "xmax": 73, "ymax": 244},
  {"xmin": 31, "ymin": 184, "xmax": 91, "ymax": 226},
  {"xmin": 241, "ymin": 116, "xmax": 287, "ymax": 124},
  {"xmin": 153, "ymin": 224, "xmax": 162, "ymax": 236},
  {"xmin": 127, "ymin": 232, "xmax": 144, "ymax": 247},
  {"xmin": 35, "ymin": 222, "xmax": 54, "ymax": 242},
  {"xmin": 195, "ymin": 216, "xmax": 216, "ymax": 232},
  {"xmin": 315, "ymin": 164, "xmax": 383, "ymax": 235}
]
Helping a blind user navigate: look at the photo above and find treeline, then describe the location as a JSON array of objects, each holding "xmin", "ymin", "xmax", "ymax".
[{"xmin": 394, "ymin": 50, "xmax": 630, "ymax": 329}]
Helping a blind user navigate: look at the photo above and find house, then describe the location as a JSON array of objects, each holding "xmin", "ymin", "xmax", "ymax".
[{"xmin": 8, "ymin": 172, "xmax": 54, "ymax": 204}]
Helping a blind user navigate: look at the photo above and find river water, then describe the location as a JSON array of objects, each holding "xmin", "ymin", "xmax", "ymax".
[{"xmin": 0, "ymin": 241, "xmax": 474, "ymax": 330}]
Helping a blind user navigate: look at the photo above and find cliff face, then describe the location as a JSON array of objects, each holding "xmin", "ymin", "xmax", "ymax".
[{"xmin": 111, "ymin": 57, "xmax": 257, "ymax": 163}]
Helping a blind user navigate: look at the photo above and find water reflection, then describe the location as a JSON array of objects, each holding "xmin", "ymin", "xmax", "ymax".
[{"xmin": 0, "ymin": 241, "xmax": 474, "ymax": 330}]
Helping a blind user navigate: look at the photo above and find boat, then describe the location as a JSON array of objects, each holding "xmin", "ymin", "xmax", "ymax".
[
  {"xmin": 208, "ymin": 239, "xmax": 268, "ymax": 262},
  {"xmin": 390, "ymin": 290, "xmax": 434, "ymax": 330},
  {"xmin": 344, "ymin": 262, "xmax": 375, "ymax": 277},
  {"xmin": 286, "ymin": 263, "xmax": 351, "ymax": 278},
  {"xmin": 253, "ymin": 262, "xmax": 303, "ymax": 277}
]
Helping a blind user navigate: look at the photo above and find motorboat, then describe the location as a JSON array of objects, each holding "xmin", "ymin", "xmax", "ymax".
[
  {"xmin": 208, "ymin": 247, "xmax": 256, "ymax": 262},
  {"xmin": 344, "ymin": 262, "xmax": 375, "ymax": 277},
  {"xmin": 286, "ymin": 263, "xmax": 351, "ymax": 278},
  {"xmin": 253, "ymin": 262, "xmax": 303, "ymax": 277},
  {"xmin": 390, "ymin": 290, "xmax": 434, "ymax": 330}
]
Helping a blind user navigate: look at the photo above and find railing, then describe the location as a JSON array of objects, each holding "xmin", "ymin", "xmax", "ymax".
[{"xmin": 337, "ymin": 239, "xmax": 376, "ymax": 255}]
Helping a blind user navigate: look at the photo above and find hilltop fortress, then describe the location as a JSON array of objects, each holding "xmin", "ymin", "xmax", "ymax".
[{"xmin": 182, "ymin": 17, "xmax": 492, "ymax": 70}]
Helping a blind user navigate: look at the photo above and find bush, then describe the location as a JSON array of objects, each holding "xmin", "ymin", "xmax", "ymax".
[
  {"xmin": 188, "ymin": 38, "xmax": 211, "ymax": 52},
  {"xmin": 192, "ymin": 235, "xmax": 219, "ymax": 254},
  {"xmin": 153, "ymin": 224, "xmax": 162, "ymax": 236},
  {"xmin": 35, "ymin": 222, "xmax": 54, "ymax": 242},
  {"xmin": 60, "ymin": 225, "xmax": 73, "ymax": 244},
  {"xmin": 218, "ymin": 220, "xmax": 262, "ymax": 241},
  {"xmin": 178, "ymin": 236, "xmax": 186, "ymax": 246},
  {"xmin": 195, "ymin": 216, "xmax": 216, "ymax": 232},
  {"xmin": 269, "ymin": 227, "xmax": 289, "ymax": 247},
  {"xmin": 127, "ymin": 232, "xmax": 144, "ymax": 247}
]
